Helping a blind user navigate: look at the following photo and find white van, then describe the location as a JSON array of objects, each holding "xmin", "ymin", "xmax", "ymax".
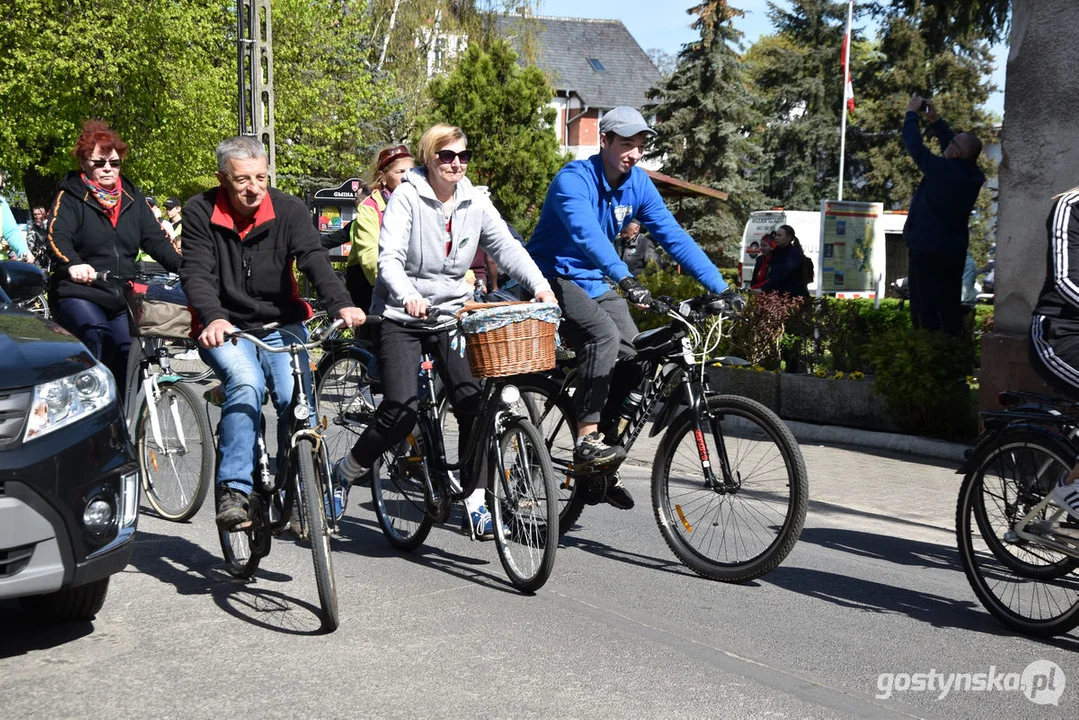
[{"xmin": 738, "ymin": 210, "xmax": 908, "ymax": 296}]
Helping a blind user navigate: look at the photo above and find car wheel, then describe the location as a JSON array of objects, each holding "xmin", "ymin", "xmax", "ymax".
[{"xmin": 20, "ymin": 578, "xmax": 110, "ymax": 622}]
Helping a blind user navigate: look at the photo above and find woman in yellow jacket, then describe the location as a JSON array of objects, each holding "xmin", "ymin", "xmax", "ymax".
[{"xmin": 345, "ymin": 145, "xmax": 414, "ymax": 310}]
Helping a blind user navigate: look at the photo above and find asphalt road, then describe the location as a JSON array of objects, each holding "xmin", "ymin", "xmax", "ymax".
[{"xmin": 2, "ymin": 443, "xmax": 1077, "ymax": 719}]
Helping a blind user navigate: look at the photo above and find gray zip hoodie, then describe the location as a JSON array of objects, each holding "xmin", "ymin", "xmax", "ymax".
[{"xmin": 372, "ymin": 168, "xmax": 551, "ymax": 322}]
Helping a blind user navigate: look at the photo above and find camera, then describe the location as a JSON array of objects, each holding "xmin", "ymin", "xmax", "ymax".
[{"xmin": 922, "ymin": 100, "xmax": 932, "ymax": 112}]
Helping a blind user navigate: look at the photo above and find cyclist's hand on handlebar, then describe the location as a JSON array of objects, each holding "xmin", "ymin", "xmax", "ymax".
[
  {"xmin": 535, "ymin": 289, "xmax": 557, "ymax": 305},
  {"xmin": 404, "ymin": 296, "xmax": 429, "ymax": 319},
  {"xmin": 199, "ymin": 318, "xmax": 238, "ymax": 349},
  {"xmin": 718, "ymin": 288, "xmax": 747, "ymax": 314},
  {"xmin": 336, "ymin": 306, "xmax": 366, "ymax": 328},
  {"xmin": 618, "ymin": 276, "xmax": 652, "ymax": 309},
  {"xmin": 68, "ymin": 263, "xmax": 97, "ymax": 285}
]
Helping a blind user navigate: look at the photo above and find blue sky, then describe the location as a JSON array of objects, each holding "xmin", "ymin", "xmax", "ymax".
[{"xmin": 535, "ymin": 0, "xmax": 1007, "ymax": 118}]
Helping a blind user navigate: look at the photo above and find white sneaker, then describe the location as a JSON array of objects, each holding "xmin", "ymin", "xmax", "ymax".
[
  {"xmin": 174, "ymin": 349, "xmax": 201, "ymax": 361},
  {"xmin": 1051, "ymin": 476, "xmax": 1079, "ymax": 520}
]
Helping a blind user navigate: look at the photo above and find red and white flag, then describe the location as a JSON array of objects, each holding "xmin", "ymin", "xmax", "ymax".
[{"xmin": 841, "ymin": 26, "xmax": 855, "ymax": 114}]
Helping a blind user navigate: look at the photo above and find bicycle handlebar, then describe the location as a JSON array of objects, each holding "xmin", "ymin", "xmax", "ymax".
[{"xmin": 225, "ymin": 318, "xmax": 345, "ymax": 352}]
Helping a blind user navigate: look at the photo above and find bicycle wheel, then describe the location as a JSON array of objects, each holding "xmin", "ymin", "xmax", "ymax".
[
  {"xmin": 219, "ymin": 493, "xmax": 268, "ymax": 579},
  {"xmin": 137, "ymin": 380, "xmax": 213, "ymax": 521},
  {"xmin": 956, "ymin": 431, "xmax": 1079, "ymax": 637},
  {"xmin": 371, "ymin": 425, "xmax": 434, "ymax": 551},
  {"xmin": 514, "ymin": 375, "xmax": 583, "ymax": 535},
  {"xmin": 296, "ymin": 437, "xmax": 339, "ymax": 632},
  {"xmin": 23, "ymin": 292, "xmax": 50, "ymax": 320},
  {"xmin": 490, "ymin": 417, "xmax": 559, "ymax": 592},
  {"xmin": 652, "ymin": 394, "xmax": 808, "ymax": 582},
  {"xmin": 315, "ymin": 346, "xmax": 379, "ymax": 469}
]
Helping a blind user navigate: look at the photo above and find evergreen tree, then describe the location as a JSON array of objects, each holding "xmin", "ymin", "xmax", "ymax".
[
  {"xmin": 421, "ymin": 38, "xmax": 569, "ymax": 236},
  {"xmin": 846, "ymin": 4, "xmax": 997, "ymax": 210},
  {"xmin": 745, "ymin": 0, "xmax": 852, "ymax": 210},
  {"xmin": 645, "ymin": 1, "xmax": 769, "ymax": 264}
]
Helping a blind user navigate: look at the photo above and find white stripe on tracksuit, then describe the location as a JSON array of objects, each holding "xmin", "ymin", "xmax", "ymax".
[
  {"xmin": 1033, "ymin": 192, "xmax": 1079, "ymax": 391},
  {"xmin": 1051, "ymin": 192, "xmax": 1079, "ymax": 306},
  {"xmin": 1032, "ymin": 314, "xmax": 1079, "ymax": 388}
]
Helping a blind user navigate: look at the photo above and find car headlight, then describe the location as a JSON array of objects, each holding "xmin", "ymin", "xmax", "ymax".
[{"xmin": 24, "ymin": 364, "xmax": 116, "ymax": 441}]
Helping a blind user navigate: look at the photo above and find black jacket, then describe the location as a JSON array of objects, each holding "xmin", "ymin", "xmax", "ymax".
[
  {"xmin": 762, "ymin": 243, "xmax": 810, "ymax": 298},
  {"xmin": 46, "ymin": 172, "xmax": 181, "ymax": 311},
  {"xmin": 180, "ymin": 187, "xmax": 352, "ymax": 331},
  {"xmin": 902, "ymin": 113, "xmax": 986, "ymax": 255}
]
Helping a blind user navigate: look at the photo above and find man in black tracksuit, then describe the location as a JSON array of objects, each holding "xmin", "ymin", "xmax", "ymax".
[
  {"xmin": 180, "ymin": 136, "xmax": 365, "ymax": 529},
  {"xmin": 902, "ymin": 94, "xmax": 986, "ymax": 336}
]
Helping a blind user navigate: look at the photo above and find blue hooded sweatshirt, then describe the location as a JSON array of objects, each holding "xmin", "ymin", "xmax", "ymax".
[
  {"xmin": 902, "ymin": 112, "xmax": 986, "ymax": 256},
  {"xmin": 528, "ymin": 154, "xmax": 727, "ymax": 298}
]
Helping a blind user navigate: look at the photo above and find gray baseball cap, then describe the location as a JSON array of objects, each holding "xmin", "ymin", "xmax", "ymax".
[{"xmin": 599, "ymin": 106, "xmax": 656, "ymax": 138}]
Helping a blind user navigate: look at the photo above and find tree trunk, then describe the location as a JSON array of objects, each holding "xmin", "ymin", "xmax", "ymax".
[{"xmin": 979, "ymin": 0, "xmax": 1079, "ymax": 405}]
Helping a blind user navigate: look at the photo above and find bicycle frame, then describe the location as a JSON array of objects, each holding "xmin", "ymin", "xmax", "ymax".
[{"xmin": 409, "ymin": 350, "xmax": 529, "ymax": 524}]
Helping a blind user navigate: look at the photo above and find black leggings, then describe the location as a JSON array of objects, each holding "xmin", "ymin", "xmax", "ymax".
[{"xmin": 349, "ymin": 320, "xmax": 481, "ymax": 470}]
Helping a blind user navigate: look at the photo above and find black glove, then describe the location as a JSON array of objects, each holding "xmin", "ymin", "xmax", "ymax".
[
  {"xmin": 718, "ymin": 288, "xmax": 746, "ymax": 314},
  {"xmin": 618, "ymin": 276, "xmax": 652, "ymax": 306}
]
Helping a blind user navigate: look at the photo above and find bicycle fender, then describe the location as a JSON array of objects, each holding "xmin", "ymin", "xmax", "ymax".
[
  {"xmin": 956, "ymin": 422, "xmax": 1070, "ymax": 476},
  {"xmin": 649, "ymin": 394, "xmax": 685, "ymax": 438}
]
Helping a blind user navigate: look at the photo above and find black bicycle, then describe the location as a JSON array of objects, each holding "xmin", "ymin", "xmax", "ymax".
[
  {"xmin": 216, "ymin": 321, "xmax": 343, "ymax": 632},
  {"xmin": 354, "ymin": 310, "xmax": 559, "ymax": 593},
  {"xmin": 515, "ymin": 293, "xmax": 809, "ymax": 583},
  {"xmin": 955, "ymin": 390, "xmax": 1079, "ymax": 637}
]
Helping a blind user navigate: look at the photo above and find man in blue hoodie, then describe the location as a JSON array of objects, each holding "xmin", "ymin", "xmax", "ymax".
[
  {"xmin": 902, "ymin": 94, "xmax": 986, "ymax": 336},
  {"xmin": 528, "ymin": 106, "xmax": 730, "ymax": 509}
]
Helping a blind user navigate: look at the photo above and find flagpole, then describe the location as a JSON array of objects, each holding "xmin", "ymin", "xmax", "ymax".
[{"xmin": 837, "ymin": 0, "xmax": 853, "ymax": 201}]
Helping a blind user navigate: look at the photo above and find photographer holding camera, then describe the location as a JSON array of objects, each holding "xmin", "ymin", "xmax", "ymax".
[{"xmin": 901, "ymin": 93, "xmax": 985, "ymax": 336}]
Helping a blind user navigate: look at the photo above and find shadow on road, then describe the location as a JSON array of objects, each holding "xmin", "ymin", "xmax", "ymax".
[
  {"xmin": 558, "ymin": 530, "xmax": 699, "ymax": 579},
  {"xmin": 799, "ymin": 526, "xmax": 958, "ymax": 572},
  {"xmin": 0, "ymin": 600, "xmax": 94, "ymax": 658},
  {"xmin": 337, "ymin": 503, "xmax": 523, "ymax": 595},
  {"xmin": 129, "ymin": 530, "xmax": 325, "ymax": 635},
  {"xmin": 774, "ymin": 527, "xmax": 1079, "ymax": 650}
]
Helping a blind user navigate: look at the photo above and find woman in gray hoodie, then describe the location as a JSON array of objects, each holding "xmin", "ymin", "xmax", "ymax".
[{"xmin": 333, "ymin": 123, "xmax": 557, "ymax": 539}]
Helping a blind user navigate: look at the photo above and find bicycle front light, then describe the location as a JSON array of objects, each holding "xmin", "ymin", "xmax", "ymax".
[
  {"xmin": 24, "ymin": 363, "xmax": 116, "ymax": 441},
  {"xmin": 500, "ymin": 384, "xmax": 521, "ymax": 406}
]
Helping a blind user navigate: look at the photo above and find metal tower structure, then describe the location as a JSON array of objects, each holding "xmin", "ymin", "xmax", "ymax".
[{"xmin": 236, "ymin": 0, "xmax": 276, "ymax": 184}]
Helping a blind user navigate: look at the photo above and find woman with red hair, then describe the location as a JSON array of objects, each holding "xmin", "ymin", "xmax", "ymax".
[{"xmin": 46, "ymin": 120, "xmax": 181, "ymax": 392}]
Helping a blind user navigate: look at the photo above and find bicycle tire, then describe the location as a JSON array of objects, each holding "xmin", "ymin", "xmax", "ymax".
[
  {"xmin": 137, "ymin": 380, "xmax": 213, "ymax": 522},
  {"xmin": 296, "ymin": 437, "xmax": 340, "ymax": 632},
  {"xmin": 219, "ymin": 493, "xmax": 268, "ymax": 579},
  {"xmin": 491, "ymin": 417, "xmax": 559, "ymax": 592},
  {"xmin": 371, "ymin": 427, "xmax": 434, "ymax": 551},
  {"xmin": 314, "ymin": 346, "xmax": 379, "ymax": 471},
  {"xmin": 652, "ymin": 394, "xmax": 808, "ymax": 582},
  {"xmin": 513, "ymin": 375, "xmax": 584, "ymax": 535},
  {"xmin": 956, "ymin": 430, "xmax": 1079, "ymax": 637}
]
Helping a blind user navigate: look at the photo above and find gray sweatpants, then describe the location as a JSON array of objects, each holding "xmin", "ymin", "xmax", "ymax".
[{"xmin": 550, "ymin": 278, "xmax": 639, "ymax": 424}]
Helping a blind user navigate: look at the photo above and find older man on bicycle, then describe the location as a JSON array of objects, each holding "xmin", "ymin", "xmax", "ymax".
[
  {"xmin": 527, "ymin": 107, "xmax": 733, "ymax": 510},
  {"xmin": 180, "ymin": 137, "xmax": 366, "ymax": 530}
]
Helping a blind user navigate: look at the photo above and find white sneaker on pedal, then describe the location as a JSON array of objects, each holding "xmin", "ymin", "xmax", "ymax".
[{"xmin": 1051, "ymin": 476, "xmax": 1079, "ymax": 521}]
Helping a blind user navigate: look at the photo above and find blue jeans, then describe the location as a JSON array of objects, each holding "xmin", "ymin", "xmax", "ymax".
[{"xmin": 199, "ymin": 323, "xmax": 314, "ymax": 494}]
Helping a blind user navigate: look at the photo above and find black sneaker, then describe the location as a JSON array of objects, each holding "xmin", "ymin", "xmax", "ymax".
[
  {"xmin": 573, "ymin": 431, "xmax": 626, "ymax": 472},
  {"xmin": 604, "ymin": 473, "xmax": 634, "ymax": 510},
  {"xmin": 215, "ymin": 487, "xmax": 251, "ymax": 530}
]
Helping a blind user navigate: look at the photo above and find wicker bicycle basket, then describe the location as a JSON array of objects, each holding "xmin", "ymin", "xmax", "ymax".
[{"xmin": 456, "ymin": 301, "xmax": 560, "ymax": 378}]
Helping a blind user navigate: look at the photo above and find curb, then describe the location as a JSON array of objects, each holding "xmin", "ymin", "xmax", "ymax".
[{"xmin": 782, "ymin": 418, "xmax": 970, "ymax": 463}]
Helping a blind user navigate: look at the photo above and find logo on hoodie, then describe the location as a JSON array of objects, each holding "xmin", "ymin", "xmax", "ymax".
[{"xmin": 614, "ymin": 204, "xmax": 634, "ymax": 226}]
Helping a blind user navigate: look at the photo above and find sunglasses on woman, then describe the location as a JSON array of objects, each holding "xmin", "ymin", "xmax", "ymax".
[
  {"xmin": 89, "ymin": 158, "xmax": 122, "ymax": 169},
  {"xmin": 435, "ymin": 149, "xmax": 471, "ymax": 164}
]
